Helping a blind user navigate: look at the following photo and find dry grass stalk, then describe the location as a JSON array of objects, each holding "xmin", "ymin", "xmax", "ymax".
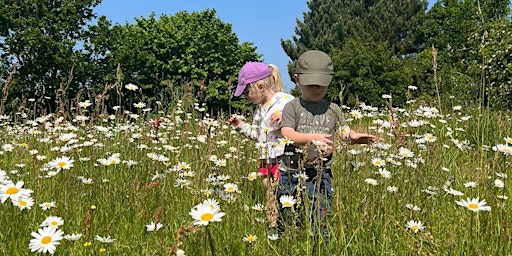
[
  {"xmin": 56, "ymin": 65, "xmax": 74, "ymax": 118},
  {"xmin": 0, "ymin": 64, "xmax": 16, "ymax": 115}
]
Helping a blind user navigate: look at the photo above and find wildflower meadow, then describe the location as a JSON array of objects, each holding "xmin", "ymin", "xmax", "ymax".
[{"xmin": 0, "ymin": 89, "xmax": 511, "ymax": 255}]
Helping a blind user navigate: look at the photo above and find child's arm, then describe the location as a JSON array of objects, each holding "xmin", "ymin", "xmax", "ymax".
[
  {"xmin": 340, "ymin": 126, "xmax": 376, "ymax": 145},
  {"xmin": 227, "ymin": 115, "xmax": 258, "ymax": 140},
  {"xmin": 281, "ymin": 127, "xmax": 334, "ymax": 146}
]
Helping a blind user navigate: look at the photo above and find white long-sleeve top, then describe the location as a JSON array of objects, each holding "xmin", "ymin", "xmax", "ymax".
[{"xmin": 238, "ymin": 92, "xmax": 294, "ymax": 161}]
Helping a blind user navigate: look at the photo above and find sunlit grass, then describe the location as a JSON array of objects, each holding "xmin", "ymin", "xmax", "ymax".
[{"xmin": 0, "ymin": 97, "xmax": 511, "ymax": 255}]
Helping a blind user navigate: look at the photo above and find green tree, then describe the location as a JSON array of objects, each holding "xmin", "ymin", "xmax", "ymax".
[
  {"xmin": 281, "ymin": 0, "xmax": 428, "ymax": 107},
  {"xmin": 332, "ymin": 37, "xmax": 413, "ymax": 107},
  {"xmin": 466, "ymin": 19, "xmax": 512, "ymax": 109},
  {"xmin": 0, "ymin": 0, "xmax": 101, "ymax": 114},
  {"xmin": 86, "ymin": 10, "xmax": 260, "ymax": 113},
  {"xmin": 418, "ymin": 0, "xmax": 512, "ymax": 109}
]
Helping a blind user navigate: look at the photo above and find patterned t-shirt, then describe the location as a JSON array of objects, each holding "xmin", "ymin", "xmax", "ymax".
[
  {"xmin": 239, "ymin": 92, "xmax": 295, "ymax": 160},
  {"xmin": 280, "ymin": 97, "xmax": 346, "ymax": 169}
]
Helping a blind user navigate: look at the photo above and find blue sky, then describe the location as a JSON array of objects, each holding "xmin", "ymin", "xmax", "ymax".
[{"xmin": 94, "ymin": 0, "xmax": 437, "ymax": 91}]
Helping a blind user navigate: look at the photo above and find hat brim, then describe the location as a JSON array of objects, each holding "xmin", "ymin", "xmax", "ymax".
[
  {"xmin": 233, "ymin": 83, "xmax": 247, "ymax": 97},
  {"xmin": 299, "ymin": 73, "xmax": 333, "ymax": 87}
]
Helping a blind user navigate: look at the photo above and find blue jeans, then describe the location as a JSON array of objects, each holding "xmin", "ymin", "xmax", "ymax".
[{"xmin": 277, "ymin": 165, "xmax": 333, "ymax": 239}]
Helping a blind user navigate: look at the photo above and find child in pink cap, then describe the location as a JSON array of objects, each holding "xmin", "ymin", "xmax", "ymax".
[{"xmin": 227, "ymin": 62, "xmax": 294, "ymax": 230}]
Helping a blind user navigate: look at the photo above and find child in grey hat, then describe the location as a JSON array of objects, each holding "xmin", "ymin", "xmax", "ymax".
[{"xmin": 277, "ymin": 50, "xmax": 375, "ymax": 250}]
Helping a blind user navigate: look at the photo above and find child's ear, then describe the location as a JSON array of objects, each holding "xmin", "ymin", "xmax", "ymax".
[
  {"xmin": 256, "ymin": 82, "xmax": 265, "ymax": 91},
  {"xmin": 293, "ymin": 74, "xmax": 300, "ymax": 85}
]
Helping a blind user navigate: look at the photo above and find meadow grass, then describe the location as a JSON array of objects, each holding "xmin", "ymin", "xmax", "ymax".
[{"xmin": 0, "ymin": 97, "xmax": 511, "ymax": 256}]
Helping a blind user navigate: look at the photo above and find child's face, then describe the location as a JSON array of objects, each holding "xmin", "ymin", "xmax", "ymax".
[
  {"xmin": 294, "ymin": 74, "xmax": 328, "ymax": 102},
  {"xmin": 243, "ymin": 83, "xmax": 263, "ymax": 104},
  {"xmin": 299, "ymin": 84, "xmax": 328, "ymax": 102}
]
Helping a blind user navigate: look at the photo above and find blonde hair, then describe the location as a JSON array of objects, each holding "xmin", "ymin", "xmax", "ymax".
[{"xmin": 268, "ymin": 64, "xmax": 284, "ymax": 92}]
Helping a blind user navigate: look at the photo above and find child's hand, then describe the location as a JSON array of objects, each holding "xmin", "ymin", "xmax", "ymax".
[
  {"xmin": 226, "ymin": 116, "xmax": 242, "ymax": 129},
  {"xmin": 311, "ymin": 134, "xmax": 333, "ymax": 145},
  {"xmin": 350, "ymin": 133, "xmax": 376, "ymax": 144},
  {"xmin": 270, "ymin": 113, "xmax": 282, "ymax": 125}
]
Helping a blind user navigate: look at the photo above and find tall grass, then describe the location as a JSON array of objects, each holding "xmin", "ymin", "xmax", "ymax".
[{"xmin": 0, "ymin": 91, "xmax": 511, "ymax": 255}]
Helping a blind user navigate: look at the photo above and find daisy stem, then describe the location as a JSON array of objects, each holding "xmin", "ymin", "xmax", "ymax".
[
  {"xmin": 468, "ymin": 213, "xmax": 474, "ymax": 253},
  {"xmin": 206, "ymin": 226, "xmax": 216, "ymax": 256}
]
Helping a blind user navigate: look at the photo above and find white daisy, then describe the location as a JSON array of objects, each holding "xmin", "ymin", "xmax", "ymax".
[
  {"xmin": 189, "ymin": 203, "xmax": 225, "ymax": 226},
  {"xmin": 463, "ymin": 181, "xmax": 477, "ymax": 188},
  {"xmin": 444, "ymin": 188, "xmax": 464, "ymax": 196},
  {"xmin": 223, "ymin": 183, "xmax": 239, "ymax": 193},
  {"xmin": 243, "ymin": 234, "xmax": 257, "ymax": 243},
  {"xmin": 125, "ymin": 83, "xmax": 139, "ymax": 91},
  {"xmin": 377, "ymin": 168, "xmax": 391, "ymax": 179},
  {"xmin": 202, "ymin": 198, "xmax": 220, "ymax": 210},
  {"xmin": 386, "ymin": 186, "xmax": 398, "ymax": 193},
  {"xmin": 12, "ymin": 196, "xmax": 35, "ymax": 210},
  {"xmin": 246, "ymin": 172, "xmax": 258, "ymax": 181},
  {"xmin": 0, "ymin": 181, "xmax": 33, "ymax": 203},
  {"xmin": 48, "ymin": 156, "xmax": 74, "ymax": 170},
  {"xmin": 365, "ymin": 178, "xmax": 378, "ymax": 186},
  {"xmin": 94, "ymin": 235, "xmax": 116, "ymax": 244},
  {"xmin": 455, "ymin": 198, "xmax": 491, "ymax": 212},
  {"xmin": 146, "ymin": 222, "xmax": 163, "ymax": 232},
  {"xmin": 133, "ymin": 102, "xmax": 146, "ymax": 109},
  {"xmin": 405, "ymin": 204, "xmax": 421, "ymax": 211},
  {"xmin": 63, "ymin": 233, "xmax": 83, "ymax": 241},
  {"xmin": 251, "ymin": 203, "xmax": 266, "ymax": 212},
  {"xmin": 279, "ymin": 195, "xmax": 296, "ymax": 208},
  {"xmin": 371, "ymin": 158, "xmax": 385, "ymax": 167},
  {"xmin": 40, "ymin": 216, "xmax": 64, "ymax": 228},
  {"xmin": 28, "ymin": 227, "xmax": 64, "ymax": 254},
  {"xmin": 406, "ymin": 220, "xmax": 425, "ymax": 233},
  {"xmin": 494, "ymin": 179, "xmax": 505, "ymax": 188}
]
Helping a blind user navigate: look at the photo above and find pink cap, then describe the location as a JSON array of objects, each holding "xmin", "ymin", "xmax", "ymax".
[{"xmin": 234, "ymin": 62, "xmax": 272, "ymax": 97}]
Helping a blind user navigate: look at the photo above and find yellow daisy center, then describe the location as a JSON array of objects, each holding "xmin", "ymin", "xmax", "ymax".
[
  {"xmin": 51, "ymin": 221, "xmax": 58, "ymax": 226},
  {"xmin": 6, "ymin": 187, "xmax": 18, "ymax": 195},
  {"xmin": 201, "ymin": 213, "xmax": 214, "ymax": 221},
  {"xmin": 226, "ymin": 187, "xmax": 234, "ymax": 192},
  {"xmin": 283, "ymin": 202, "xmax": 292, "ymax": 207},
  {"xmin": 20, "ymin": 201, "xmax": 27, "ymax": 206},
  {"xmin": 468, "ymin": 203, "xmax": 479, "ymax": 210},
  {"xmin": 412, "ymin": 225, "xmax": 419, "ymax": 230},
  {"xmin": 41, "ymin": 236, "xmax": 52, "ymax": 244},
  {"xmin": 58, "ymin": 162, "xmax": 66, "ymax": 167}
]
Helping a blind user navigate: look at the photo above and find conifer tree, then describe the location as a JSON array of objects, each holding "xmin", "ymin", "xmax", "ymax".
[{"xmin": 281, "ymin": 0, "xmax": 428, "ymax": 106}]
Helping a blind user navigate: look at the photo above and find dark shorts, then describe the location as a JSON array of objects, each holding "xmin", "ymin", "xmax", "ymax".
[
  {"xmin": 278, "ymin": 166, "xmax": 333, "ymax": 199},
  {"xmin": 277, "ymin": 165, "xmax": 333, "ymax": 218}
]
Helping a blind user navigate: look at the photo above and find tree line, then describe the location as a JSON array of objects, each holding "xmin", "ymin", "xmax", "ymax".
[{"xmin": 1, "ymin": 0, "xmax": 511, "ymax": 117}]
